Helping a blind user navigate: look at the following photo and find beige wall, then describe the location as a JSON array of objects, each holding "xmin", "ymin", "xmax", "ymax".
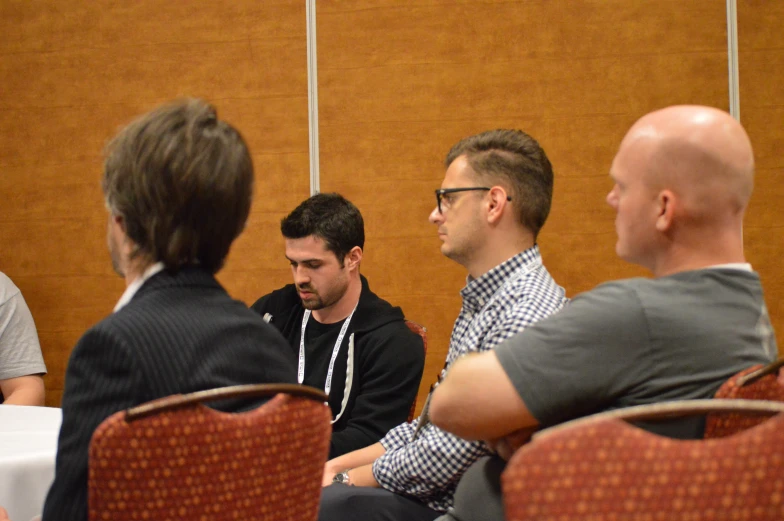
[{"xmin": 0, "ymin": 1, "xmax": 780, "ymax": 410}]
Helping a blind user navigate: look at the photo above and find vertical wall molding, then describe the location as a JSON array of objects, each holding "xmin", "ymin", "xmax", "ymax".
[
  {"xmin": 306, "ymin": 0, "xmax": 320, "ymax": 194},
  {"xmin": 727, "ymin": 0, "xmax": 740, "ymax": 120}
]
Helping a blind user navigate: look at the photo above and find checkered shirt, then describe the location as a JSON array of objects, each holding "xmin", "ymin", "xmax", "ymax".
[{"xmin": 372, "ymin": 245, "xmax": 569, "ymax": 512}]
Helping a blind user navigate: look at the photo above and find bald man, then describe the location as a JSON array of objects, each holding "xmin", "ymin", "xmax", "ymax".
[{"xmin": 427, "ymin": 106, "xmax": 778, "ymax": 521}]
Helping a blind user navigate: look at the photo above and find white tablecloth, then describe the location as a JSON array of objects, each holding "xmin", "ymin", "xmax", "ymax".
[{"xmin": 0, "ymin": 406, "xmax": 62, "ymax": 521}]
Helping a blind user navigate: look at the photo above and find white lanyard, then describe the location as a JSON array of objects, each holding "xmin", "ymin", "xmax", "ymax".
[{"xmin": 298, "ymin": 304, "xmax": 358, "ymax": 396}]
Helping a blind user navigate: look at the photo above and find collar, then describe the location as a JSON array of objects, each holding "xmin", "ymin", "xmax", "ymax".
[
  {"xmin": 706, "ymin": 262, "xmax": 752, "ymax": 272},
  {"xmin": 113, "ymin": 262, "xmax": 165, "ymax": 313},
  {"xmin": 460, "ymin": 245, "xmax": 542, "ymax": 311}
]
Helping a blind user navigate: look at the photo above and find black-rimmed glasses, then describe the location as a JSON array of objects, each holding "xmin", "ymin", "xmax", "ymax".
[{"xmin": 434, "ymin": 187, "xmax": 511, "ymax": 214}]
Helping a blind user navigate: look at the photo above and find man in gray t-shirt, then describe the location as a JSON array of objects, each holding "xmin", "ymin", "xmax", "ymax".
[
  {"xmin": 497, "ymin": 269, "xmax": 775, "ymax": 440},
  {"xmin": 0, "ymin": 271, "xmax": 46, "ymax": 405},
  {"xmin": 427, "ymin": 106, "xmax": 778, "ymax": 521}
]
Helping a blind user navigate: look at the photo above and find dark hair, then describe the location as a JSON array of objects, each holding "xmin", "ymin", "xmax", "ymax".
[
  {"xmin": 102, "ymin": 98, "xmax": 253, "ymax": 273},
  {"xmin": 445, "ymin": 129, "xmax": 554, "ymax": 238},
  {"xmin": 280, "ymin": 193, "xmax": 365, "ymax": 262}
]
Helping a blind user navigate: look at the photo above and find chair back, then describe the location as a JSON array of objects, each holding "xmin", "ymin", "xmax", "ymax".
[
  {"xmin": 405, "ymin": 320, "xmax": 428, "ymax": 422},
  {"xmin": 704, "ymin": 357, "xmax": 784, "ymax": 438},
  {"xmin": 88, "ymin": 383, "xmax": 331, "ymax": 521},
  {"xmin": 503, "ymin": 399, "xmax": 784, "ymax": 521}
]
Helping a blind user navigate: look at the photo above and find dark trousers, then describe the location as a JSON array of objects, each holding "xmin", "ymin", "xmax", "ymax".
[
  {"xmin": 318, "ymin": 483, "xmax": 441, "ymax": 521},
  {"xmin": 434, "ymin": 455, "xmax": 506, "ymax": 521}
]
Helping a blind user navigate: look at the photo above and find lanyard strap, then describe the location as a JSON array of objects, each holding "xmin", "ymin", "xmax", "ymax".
[{"xmin": 299, "ymin": 304, "xmax": 358, "ymax": 396}]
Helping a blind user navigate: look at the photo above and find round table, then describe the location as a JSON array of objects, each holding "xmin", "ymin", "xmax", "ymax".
[{"xmin": 0, "ymin": 405, "xmax": 61, "ymax": 521}]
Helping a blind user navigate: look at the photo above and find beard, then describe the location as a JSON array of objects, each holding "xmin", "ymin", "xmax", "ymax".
[
  {"xmin": 297, "ymin": 282, "xmax": 347, "ymax": 311},
  {"xmin": 300, "ymin": 294, "xmax": 325, "ymax": 310},
  {"xmin": 297, "ymin": 284, "xmax": 326, "ymax": 310}
]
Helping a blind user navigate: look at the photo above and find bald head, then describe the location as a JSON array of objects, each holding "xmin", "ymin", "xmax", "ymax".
[
  {"xmin": 608, "ymin": 106, "xmax": 754, "ymax": 276},
  {"xmin": 618, "ymin": 105, "xmax": 754, "ymax": 219}
]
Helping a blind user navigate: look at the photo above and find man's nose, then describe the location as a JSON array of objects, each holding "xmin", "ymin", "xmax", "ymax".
[
  {"xmin": 293, "ymin": 267, "xmax": 310, "ymax": 285},
  {"xmin": 429, "ymin": 206, "xmax": 442, "ymax": 224}
]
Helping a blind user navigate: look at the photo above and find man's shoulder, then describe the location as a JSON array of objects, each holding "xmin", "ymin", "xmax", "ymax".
[
  {"xmin": 568, "ymin": 278, "xmax": 647, "ymax": 313},
  {"xmin": 353, "ymin": 276, "xmax": 407, "ymax": 333},
  {"xmin": 249, "ymin": 283, "xmax": 301, "ymax": 318},
  {"xmin": 0, "ymin": 271, "xmax": 19, "ymax": 307},
  {"xmin": 495, "ymin": 263, "xmax": 568, "ymax": 314},
  {"xmin": 586, "ymin": 269, "xmax": 762, "ymax": 307}
]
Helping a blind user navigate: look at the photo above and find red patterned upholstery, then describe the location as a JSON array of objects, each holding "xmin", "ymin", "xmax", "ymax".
[
  {"xmin": 503, "ymin": 400, "xmax": 784, "ymax": 521},
  {"xmin": 405, "ymin": 320, "xmax": 428, "ymax": 422},
  {"xmin": 88, "ymin": 384, "xmax": 331, "ymax": 521},
  {"xmin": 705, "ymin": 358, "xmax": 784, "ymax": 438}
]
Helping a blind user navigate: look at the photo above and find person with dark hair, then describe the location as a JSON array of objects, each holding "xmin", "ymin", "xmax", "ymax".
[
  {"xmin": 316, "ymin": 130, "xmax": 568, "ymax": 521},
  {"xmin": 38, "ymin": 99, "xmax": 297, "ymax": 521},
  {"xmin": 251, "ymin": 193, "xmax": 425, "ymax": 459}
]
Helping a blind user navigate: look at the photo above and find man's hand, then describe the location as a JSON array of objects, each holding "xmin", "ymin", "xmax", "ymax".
[
  {"xmin": 487, "ymin": 426, "xmax": 538, "ymax": 461},
  {"xmin": 322, "ymin": 463, "xmax": 380, "ymax": 488},
  {"xmin": 0, "ymin": 506, "xmax": 10, "ymax": 521}
]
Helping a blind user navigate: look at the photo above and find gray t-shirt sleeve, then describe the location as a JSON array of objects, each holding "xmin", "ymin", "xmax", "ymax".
[
  {"xmin": 0, "ymin": 275, "xmax": 47, "ymax": 380},
  {"xmin": 494, "ymin": 281, "xmax": 649, "ymax": 427}
]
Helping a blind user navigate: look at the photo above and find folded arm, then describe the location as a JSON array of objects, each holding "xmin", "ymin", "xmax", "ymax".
[{"xmin": 429, "ymin": 351, "xmax": 538, "ymax": 441}]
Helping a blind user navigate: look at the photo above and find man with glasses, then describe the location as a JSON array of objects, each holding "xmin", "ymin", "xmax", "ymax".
[
  {"xmin": 318, "ymin": 129, "xmax": 568, "ymax": 521},
  {"xmin": 251, "ymin": 193, "xmax": 425, "ymax": 459}
]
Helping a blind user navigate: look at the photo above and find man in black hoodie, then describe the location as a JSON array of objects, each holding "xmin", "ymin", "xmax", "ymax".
[{"xmin": 251, "ymin": 193, "xmax": 425, "ymax": 458}]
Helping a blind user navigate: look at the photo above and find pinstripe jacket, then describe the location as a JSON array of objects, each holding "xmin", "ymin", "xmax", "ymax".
[{"xmin": 42, "ymin": 267, "xmax": 297, "ymax": 521}]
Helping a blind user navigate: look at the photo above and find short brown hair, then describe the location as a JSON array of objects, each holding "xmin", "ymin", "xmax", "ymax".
[
  {"xmin": 102, "ymin": 98, "xmax": 253, "ymax": 273},
  {"xmin": 445, "ymin": 129, "xmax": 553, "ymax": 238}
]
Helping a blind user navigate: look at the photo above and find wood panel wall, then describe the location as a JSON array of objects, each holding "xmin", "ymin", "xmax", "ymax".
[
  {"xmin": 0, "ymin": 1, "xmax": 310, "ymax": 406},
  {"xmin": 316, "ymin": 0, "xmax": 733, "ymax": 409},
  {"xmin": 0, "ymin": 1, "xmax": 780, "ymax": 412},
  {"xmin": 738, "ymin": 0, "xmax": 784, "ymax": 349}
]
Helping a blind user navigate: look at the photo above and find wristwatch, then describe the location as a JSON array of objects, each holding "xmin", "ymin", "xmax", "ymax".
[{"xmin": 332, "ymin": 470, "xmax": 352, "ymax": 486}]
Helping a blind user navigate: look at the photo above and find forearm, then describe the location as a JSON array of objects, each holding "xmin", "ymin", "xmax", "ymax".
[
  {"xmin": 0, "ymin": 375, "xmax": 45, "ymax": 405},
  {"xmin": 373, "ymin": 428, "xmax": 489, "ymax": 498},
  {"xmin": 326, "ymin": 442, "xmax": 385, "ymax": 472},
  {"xmin": 430, "ymin": 351, "xmax": 536, "ymax": 440},
  {"xmin": 323, "ymin": 442, "xmax": 386, "ymax": 486},
  {"xmin": 347, "ymin": 463, "xmax": 380, "ymax": 488}
]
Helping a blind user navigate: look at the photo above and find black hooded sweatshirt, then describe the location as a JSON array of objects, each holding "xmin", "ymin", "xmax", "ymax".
[{"xmin": 251, "ymin": 275, "xmax": 425, "ymax": 458}]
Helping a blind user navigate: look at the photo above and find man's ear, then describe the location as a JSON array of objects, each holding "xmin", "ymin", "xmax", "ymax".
[
  {"xmin": 111, "ymin": 213, "xmax": 126, "ymax": 233},
  {"xmin": 486, "ymin": 186, "xmax": 510, "ymax": 224},
  {"xmin": 655, "ymin": 189, "xmax": 676, "ymax": 232},
  {"xmin": 344, "ymin": 246, "xmax": 363, "ymax": 270}
]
